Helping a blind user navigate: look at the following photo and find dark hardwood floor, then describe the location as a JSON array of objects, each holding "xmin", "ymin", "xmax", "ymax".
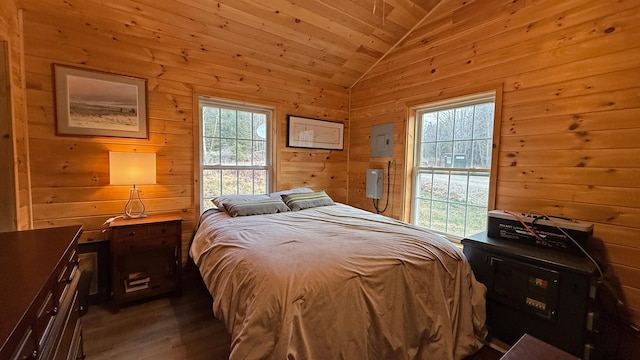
[
  {"xmin": 82, "ymin": 274, "xmax": 231, "ymax": 359},
  {"xmin": 82, "ymin": 274, "xmax": 504, "ymax": 359}
]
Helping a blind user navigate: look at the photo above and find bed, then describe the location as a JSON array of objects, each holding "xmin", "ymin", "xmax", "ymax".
[{"xmin": 190, "ymin": 191, "xmax": 487, "ymax": 360}]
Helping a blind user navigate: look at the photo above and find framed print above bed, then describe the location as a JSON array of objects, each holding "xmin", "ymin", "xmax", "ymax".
[
  {"xmin": 54, "ymin": 64, "xmax": 148, "ymax": 139},
  {"xmin": 287, "ymin": 115, "xmax": 344, "ymax": 150}
]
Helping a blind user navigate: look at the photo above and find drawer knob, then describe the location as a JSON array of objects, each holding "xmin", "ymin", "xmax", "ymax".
[
  {"xmin": 21, "ymin": 349, "xmax": 37, "ymax": 359},
  {"xmin": 47, "ymin": 306, "xmax": 59, "ymax": 316},
  {"xmin": 129, "ymin": 231, "xmax": 136, "ymax": 236}
]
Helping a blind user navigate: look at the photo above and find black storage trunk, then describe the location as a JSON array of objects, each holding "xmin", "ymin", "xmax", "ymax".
[{"xmin": 462, "ymin": 232, "xmax": 600, "ymax": 359}]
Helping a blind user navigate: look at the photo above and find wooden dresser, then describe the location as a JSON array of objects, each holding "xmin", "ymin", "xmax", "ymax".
[{"xmin": 0, "ymin": 225, "xmax": 84, "ymax": 360}]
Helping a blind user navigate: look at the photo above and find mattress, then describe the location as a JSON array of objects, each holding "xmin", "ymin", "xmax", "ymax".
[{"xmin": 190, "ymin": 203, "xmax": 487, "ymax": 359}]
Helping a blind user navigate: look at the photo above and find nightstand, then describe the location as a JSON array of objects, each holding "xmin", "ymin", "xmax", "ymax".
[{"xmin": 109, "ymin": 214, "xmax": 183, "ymax": 310}]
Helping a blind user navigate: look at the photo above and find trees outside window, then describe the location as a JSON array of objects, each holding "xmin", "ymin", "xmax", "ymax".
[
  {"xmin": 412, "ymin": 92, "xmax": 497, "ymax": 238},
  {"xmin": 199, "ymin": 99, "xmax": 271, "ymax": 211}
]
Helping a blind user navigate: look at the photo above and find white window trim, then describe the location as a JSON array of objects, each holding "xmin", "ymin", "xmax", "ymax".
[
  {"xmin": 196, "ymin": 96, "xmax": 275, "ymax": 213},
  {"xmin": 410, "ymin": 90, "xmax": 499, "ymax": 242}
]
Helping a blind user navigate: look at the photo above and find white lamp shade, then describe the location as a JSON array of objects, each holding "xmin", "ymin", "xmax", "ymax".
[{"xmin": 109, "ymin": 152, "xmax": 157, "ymax": 185}]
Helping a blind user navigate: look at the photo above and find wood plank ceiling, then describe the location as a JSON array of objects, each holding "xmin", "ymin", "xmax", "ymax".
[{"xmin": 170, "ymin": 0, "xmax": 440, "ymax": 88}]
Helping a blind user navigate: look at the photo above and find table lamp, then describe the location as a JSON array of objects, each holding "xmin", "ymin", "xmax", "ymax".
[{"xmin": 109, "ymin": 151, "xmax": 156, "ymax": 218}]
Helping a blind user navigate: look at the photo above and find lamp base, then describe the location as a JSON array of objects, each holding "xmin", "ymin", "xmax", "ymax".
[{"xmin": 123, "ymin": 186, "xmax": 147, "ymax": 219}]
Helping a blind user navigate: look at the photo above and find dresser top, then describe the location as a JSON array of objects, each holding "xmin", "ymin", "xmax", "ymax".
[{"xmin": 0, "ymin": 225, "xmax": 82, "ymax": 349}]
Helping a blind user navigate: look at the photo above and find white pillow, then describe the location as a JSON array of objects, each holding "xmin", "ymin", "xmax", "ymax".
[
  {"xmin": 269, "ymin": 187, "xmax": 314, "ymax": 198},
  {"xmin": 212, "ymin": 194, "xmax": 269, "ymax": 210}
]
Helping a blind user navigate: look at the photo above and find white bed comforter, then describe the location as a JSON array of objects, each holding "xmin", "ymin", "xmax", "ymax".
[{"xmin": 190, "ymin": 203, "xmax": 487, "ymax": 360}]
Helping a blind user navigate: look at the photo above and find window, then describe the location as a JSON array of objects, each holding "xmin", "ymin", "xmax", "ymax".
[
  {"xmin": 411, "ymin": 91, "xmax": 497, "ymax": 239},
  {"xmin": 199, "ymin": 98, "xmax": 272, "ymax": 211}
]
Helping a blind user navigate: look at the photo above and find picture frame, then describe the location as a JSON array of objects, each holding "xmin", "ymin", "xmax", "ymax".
[
  {"xmin": 78, "ymin": 239, "xmax": 110, "ymax": 305},
  {"xmin": 54, "ymin": 64, "xmax": 148, "ymax": 139},
  {"xmin": 287, "ymin": 115, "xmax": 344, "ymax": 150}
]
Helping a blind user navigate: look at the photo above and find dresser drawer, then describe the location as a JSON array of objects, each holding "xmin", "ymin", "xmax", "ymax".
[
  {"xmin": 35, "ymin": 291, "xmax": 56, "ymax": 349},
  {"xmin": 10, "ymin": 327, "xmax": 37, "ymax": 360},
  {"xmin": 53, "ymin": 290, "xmax": 81, "ymax": 360},
  {"xmin": 0, "ymin": 226, "xmax": 83, "ymax": 360},
  {"xmin": 64, "ymin": 318, "xmax": 83, "ymax": 360},
  {"xmin": 55, "ymin": 251, "xmax": 78, "ymax": 305},
  {"xmin": 41, "ymin": 265, "xmax": 81, "ymax": 360}
]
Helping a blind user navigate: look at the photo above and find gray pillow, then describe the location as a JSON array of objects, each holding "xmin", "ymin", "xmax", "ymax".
[
  {"xmin": 212, "ymin": 194, "xmax": 269, "ymax": 210},
  {"xmin": 281, "ymin": 190, "xmax": 335, "ymax": 211},
  {"xmin": 223, "ymin": 198, "xmax": 290, "ymax": 217},
  {"xmin": 269, "ymin": 187, "xmax": 314, "ymax": 198}
]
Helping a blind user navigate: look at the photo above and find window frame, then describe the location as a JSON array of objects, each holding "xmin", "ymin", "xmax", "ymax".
[
  {"xmin": 197, "ymin": 96, "xmax": 275, "ymax": 213},
  {"xmin": 408, "ymin": 89, "xmax": 502, "ymax": 241}
]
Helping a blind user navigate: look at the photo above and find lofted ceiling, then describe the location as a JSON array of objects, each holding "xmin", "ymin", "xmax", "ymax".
[
  {"xmin": 16, "ymin": 0, "xmax": 442, "ymax": 89},
  {"xmin": 177, "ymin": 0, "xmax": 441, "ymax": 89}
]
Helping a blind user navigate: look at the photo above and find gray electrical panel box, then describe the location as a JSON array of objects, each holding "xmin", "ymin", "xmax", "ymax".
[
  {"xmin": 370, "ymin": 123, "xmax": 394, "ymax": 158},
  {"xmin": 366, "ymin": 169, "xmax": 383, "ymax": 199}
]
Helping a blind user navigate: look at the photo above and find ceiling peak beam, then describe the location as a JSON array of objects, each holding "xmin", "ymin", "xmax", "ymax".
[{"xmin": 349, "ymin": 0, "xmax": 447, "ymax": 89}]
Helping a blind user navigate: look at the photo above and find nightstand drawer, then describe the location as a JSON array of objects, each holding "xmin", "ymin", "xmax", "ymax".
[
  {"xmin": 118, "ymin": 236, "xmax": 176, "ymax": 251},
  {"xmin": 149, "ymin": 221, "xmax": 180, "ymax": 237},
  {"xmin": 112, "ymin": 224, "xmax": 150, "ymax": 242}
]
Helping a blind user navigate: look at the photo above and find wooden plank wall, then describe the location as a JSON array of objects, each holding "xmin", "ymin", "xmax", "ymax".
[
  {"xmin": 0, "ymin": 40, "xmax": 17, "ymax": 232},
  {"xmin": 16, "ymin": 0, "xmax": 349, "ymax": 263},
  {"xmin": 349, "ymin": 0, "xmax": 640, "ymax": 325},
  {"xmin": 0, "ymin": 0, "xmax": 31, "ymax": 231}
]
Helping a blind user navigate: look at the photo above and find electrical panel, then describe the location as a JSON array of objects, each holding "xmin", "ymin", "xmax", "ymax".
[
  {"xmin": 366, "ymin": 169, "xmax": 383, "ymax": 199},
  {"xmin": 370, "ymin": 123, "xmax": 394, "ymax": 158}
]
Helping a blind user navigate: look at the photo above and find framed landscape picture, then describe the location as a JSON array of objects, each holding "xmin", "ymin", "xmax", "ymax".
[
  {"xmin": 54, "ymin": 64, "xmax": 148, "ymax": 139},
  {"xmin": 287, "ymin": 115, "xmax": 344, "ymax": 150}
]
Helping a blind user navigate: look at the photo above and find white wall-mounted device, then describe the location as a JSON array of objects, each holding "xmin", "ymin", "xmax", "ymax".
[{"xmin": 366, "ymin": 169, "xmax": 383, "ymax": 199}]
